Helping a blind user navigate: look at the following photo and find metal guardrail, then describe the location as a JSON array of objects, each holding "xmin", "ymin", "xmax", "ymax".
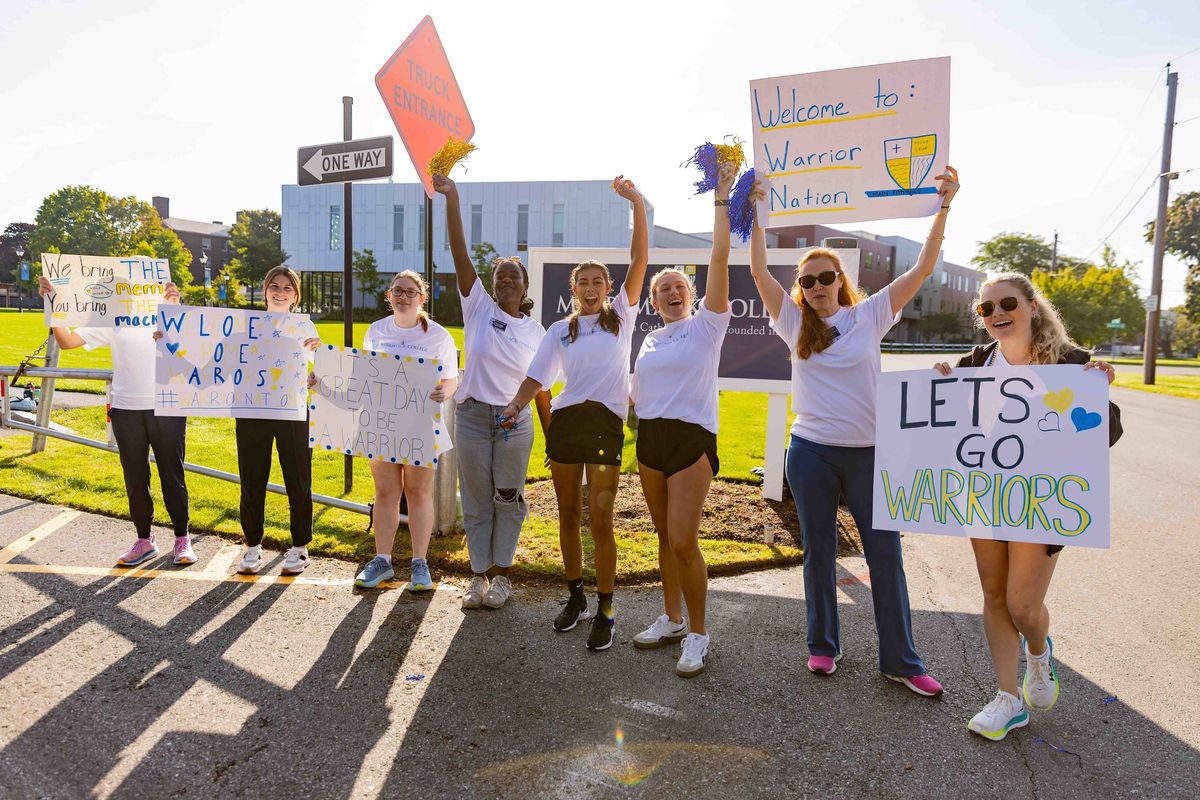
[{"xmin": 880, "ymin": 342, "xmax": 975, "ymax": 352}]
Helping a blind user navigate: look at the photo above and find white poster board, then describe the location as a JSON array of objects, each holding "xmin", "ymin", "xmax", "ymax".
[
  {"xmin": 41, "ymin": 253, "xmax": 170, "ymax": 328},
  {"xmin": 873, "ymin": 366, "xmax": 1111, "ymax": 548},
  {"xmin": 309, "ymin": 344, "xmax": 452, "ymax": 466},
  {"xmin": 154, "ymin": 305, "xmax": 312, "ymax": 420},
  {"xmin": 750, "ymin": 56, "xmax": 950, "ymax": 227}
]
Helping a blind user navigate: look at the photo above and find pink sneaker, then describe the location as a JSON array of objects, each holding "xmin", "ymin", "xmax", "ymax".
[
  {"xmin": 886, "ymin": 672, "xmax": 944, "ymax": 697},
  {"xmin": 807, "ymin": 653, "xmax": 843, "ymax": 675},
  {"xmin": 172, "ymin": 535, "xmax": 197, "ymax": 566},
  {"xmin": 117, "ymin": 537, "xmax": 158, "ymax": 567}
]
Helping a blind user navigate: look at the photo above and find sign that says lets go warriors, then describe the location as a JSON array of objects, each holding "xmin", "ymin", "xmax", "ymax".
[{"xmin": 375, "ymin": 15, "xmax": 474, "ymax": 198}]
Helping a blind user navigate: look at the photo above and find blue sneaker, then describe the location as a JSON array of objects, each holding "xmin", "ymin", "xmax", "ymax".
[
  {"xmin": 409, "ymin": 558, "xmax": 434, "ymax": 592},
  {"xmin": 355, "ymin": 556, "xmax": 395, "ymax": 588},
  {"xmin": 968, "ymin": 691, "xmax": 1029, "ymax": 741}
]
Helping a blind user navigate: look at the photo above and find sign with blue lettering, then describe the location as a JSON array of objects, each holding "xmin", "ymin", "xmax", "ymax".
[
  {"xmin": 154, "ymin": 305, "xmax": 314, "ymax": 420},
  {"xmin": 40, "ymin": 253, "xmax": 170, "ymax": 329},
  {"xmin": 750, "ymin": 57, "xmax": 950, "ymax": 226}
]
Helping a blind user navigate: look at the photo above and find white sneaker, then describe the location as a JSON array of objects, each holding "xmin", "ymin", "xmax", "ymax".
[
  {"xmin": 632, "ymin": 614, "xmax": 688, "ymax": 649},
  {"xmin": 967, "ymin": 691, "xmax": 1029, "ymax": 741},
  {"xmin": 237, "ymin": 546, "xmax": 263, "ymax": 575},
  {"xmin": 1023, "ymin": 637, "xmax": 1060, "ymax": 710},
  {"xmin": 482, "ymin": 575, "xmax": 512, "ymax": 609},
  {"xmin": 462, "ymin": 575, "xmax": 489, "ymax": 609},
  {"xmin": 281, "ymin": 546, "xmax": 310, "ymax": 575},
  {"xmin": 676, "ymin": 632, "xmax": 710, "ymax": 678}
]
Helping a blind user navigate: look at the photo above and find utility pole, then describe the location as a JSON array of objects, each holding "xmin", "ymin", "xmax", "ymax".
[
  {"xmin": 1050, "ymin": 231, "xmax": 1058, "ymax": 272},
  {"xmin": 1144, "ymin": 67, "xmax": 1179, "ymax": 386}
]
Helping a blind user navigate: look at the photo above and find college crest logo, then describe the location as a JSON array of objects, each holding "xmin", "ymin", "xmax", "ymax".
[{"xmin": 865, "ymin": 134, "xmax": 938, "ymax": 198}]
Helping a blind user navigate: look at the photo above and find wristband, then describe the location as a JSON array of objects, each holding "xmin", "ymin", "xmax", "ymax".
[
  {"xmin": 714, "ymin": 199, "xmax": 730, "ymax": 206},
  {"xmin": 941, "ymin": 205, "xmax": 951, "ymax": 210}
]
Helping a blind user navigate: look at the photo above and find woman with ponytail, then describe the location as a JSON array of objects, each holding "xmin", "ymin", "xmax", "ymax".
[
  {"xmin": 500, "ymin": 175, "xmax": 649, "ymax": 652},
  {"xmin": 353, "ymin": 270, "xmax": 459, "ymax": 591},
  {"xmin": 934, "ymin": 272, "xmax": 1121, "ymax": 740},
  {"xmin": 749, "ymin": 166, "xmax": 960, "ymax": 697},
  {"xmin": 433, "ymin": 173, "xmax": 552, "ymax": 610}
]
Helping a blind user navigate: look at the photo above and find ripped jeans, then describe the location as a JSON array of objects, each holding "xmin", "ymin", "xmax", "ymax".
[{"xmin": 455, "ymin": 397, "xmax": 535, "ymax": 573}]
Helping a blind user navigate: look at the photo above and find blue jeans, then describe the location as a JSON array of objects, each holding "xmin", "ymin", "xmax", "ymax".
[{"xmin": 785, "ymin": 435, "xmax": 925, "ymax": 676}]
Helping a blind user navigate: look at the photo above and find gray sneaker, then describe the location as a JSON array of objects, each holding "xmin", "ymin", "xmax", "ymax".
[
  {"xmin": 409, "ymin": 558, "xmax": 434, "ymax": 591},
  {"xmin": 355, "ymin": 556, "xmax": 395, "ymax": 589},
  {"xmin": 462, "ymin": 575, "xmax": 488, "ymax": 609},
  {"xmin": 482, "ymin": 575, "xmax": 512, "ymax": 608}
]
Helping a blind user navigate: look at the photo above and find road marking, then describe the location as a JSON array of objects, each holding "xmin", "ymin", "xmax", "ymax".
[
  {"xmin": 0, "ymin": 509, "xmax": 81, "ymax": 565},
  {"xmin": 611, "ymin": 696, "xmax": 682, "ymax": 719},
  {"xmin": 203, "ymin": 543, "xmax": 244, "ymax": 575}
]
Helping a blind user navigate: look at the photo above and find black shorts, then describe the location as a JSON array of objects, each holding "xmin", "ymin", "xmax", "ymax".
[
  {"xmin": 545, "ymin": 401, "xmax": 624, "ymax": 466},
  {"xmin": 636, "ymin": 418, "xmax": 719, "ymax": 478}
]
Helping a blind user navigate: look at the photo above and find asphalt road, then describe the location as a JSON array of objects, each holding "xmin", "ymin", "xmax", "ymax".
[{"xmin": 0, "ymin": 386, "xmax": 1196, "ymax": 799}]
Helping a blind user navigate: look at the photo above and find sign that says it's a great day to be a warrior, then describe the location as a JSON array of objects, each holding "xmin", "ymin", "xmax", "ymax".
[
  {"xmin": 873, "ymin": 366, "xmax": 1112, "ymax": 549},
  {"xmin": 41, "ymin": 253, "xmax": 170, "ymax": 328},
  {"xmin": 309, "ymin": 345, "xmax": 453, "ymax": 466}
]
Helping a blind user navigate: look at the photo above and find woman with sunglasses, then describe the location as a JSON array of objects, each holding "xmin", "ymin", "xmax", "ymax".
[
  {"xmin": 354, "ymin": 270, "xmax": 459, "ymax": 591},
  {"xmin": 934, "ymin": 272, "xmax": 1121, "ymax": 740},
  {"xmin": 433, "ymin": 173, "xmax": 552, "ymax": 610},
  {"xmin": 499, "ymin": 175, "xmax": 649, "ymax": 652},
  {"xmin": 628, "ymin": 161, "xmax": 736, "ymax": 677},
  {"xmin": 748, "ymin": 166, "xmax": 959, "ymax": 697}
]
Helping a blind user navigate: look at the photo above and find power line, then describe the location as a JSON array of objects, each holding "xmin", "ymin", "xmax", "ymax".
[
  {"xmin": 1083, "ymin": 176, "xmax": 1159, "ymax": 262},
  {"xmin": 1092, "ymin": 146, "xmax": 1161, "ymax": 233},
  {"xmin": 1175, "ymin": 114, "xmax": 1200, "ymax": 127},
  {"xmin": 1084, "ymin": 67, "xmax": 1165, "ymax": 199}
]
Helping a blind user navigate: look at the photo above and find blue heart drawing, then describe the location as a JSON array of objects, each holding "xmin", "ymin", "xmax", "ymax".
[
  {"xmin": 1070, "ymin": 406, "xmax": 1101, "ymax": 432},
  {"xmin": 165, "ymin": 342, "xmax": 180, "ymax": 355}
]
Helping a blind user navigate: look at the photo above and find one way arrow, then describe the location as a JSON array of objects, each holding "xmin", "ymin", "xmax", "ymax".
[{"xmin": 301, "ymin": 147, "xmax": 388, "ymax": 180}]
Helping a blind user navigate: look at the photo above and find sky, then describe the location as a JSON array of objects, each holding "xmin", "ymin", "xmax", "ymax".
[{"xmin": 1, "ymin": 0, "xmax": 1198, "ymax": 307}]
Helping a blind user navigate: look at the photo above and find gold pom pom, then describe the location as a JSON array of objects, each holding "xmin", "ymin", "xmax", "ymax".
[
  {"xmin": 428, "ymin": 137, "xmax": 477, "ymax": 178},
  {"xmin": 715, "ymin": 142, "xmax": 746, "ymax": 168}
]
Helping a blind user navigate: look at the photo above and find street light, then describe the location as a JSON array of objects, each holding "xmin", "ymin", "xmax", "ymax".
[
  {"xmin": 200, "ymin": 250, "xmax": 210, "ymax": 307},
  {"xmin": 15, "ymin": 245, "xmax": 25, "ymax": 313}
]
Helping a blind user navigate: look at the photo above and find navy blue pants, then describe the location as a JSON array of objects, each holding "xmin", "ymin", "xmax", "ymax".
[{"xmin": 785, "ymin": 435, "xmax": 925, "ymax": 676}]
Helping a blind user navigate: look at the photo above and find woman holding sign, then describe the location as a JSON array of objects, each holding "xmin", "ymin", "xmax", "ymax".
[
  {"xmin": 933, "ymin": 273, "xmax": 1120, "ymax": 740},
  {"xmin": 628, "ymin": 161, "xmax": 735, "ymax": 677},
  {"xmin": 748, "ymin": 166, "xmax": 959, "ymax": 697},
  {"xmin": 433, "ymin": 173, "xmax": 552, "ymax": 610},
  {"xmin": 499, "ymin": 175, "xmax": 649, "ymax": 652},
  {"xmin": 38, "ymin": 275, "xmax": 193, "ymax": 567},
  {"xmin": 354, "ymin": 271, "xmax": 459, "ymax": 591}
]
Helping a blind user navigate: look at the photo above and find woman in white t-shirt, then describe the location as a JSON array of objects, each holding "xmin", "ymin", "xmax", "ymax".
[
  {"xmin": 748, "ymin": 166, "xmax": 959, "ymax": 698},
  {"xmin": 433, "ymin": 173, "xmax": 552, "ymax": 610},
  {"xmin": 628, "ymin": 161, "xmax": 735, "ymax": 678},
  {"xmin": 499, "ymin": 175, "xmax": 649, "ymax": 652},
  {"xmin": 352, "ymin": 270, "xmax": 459, "ymax": 591},
  {"xmin": 37, "ymin": 275, "xmax": 193, "ymax": 568}
]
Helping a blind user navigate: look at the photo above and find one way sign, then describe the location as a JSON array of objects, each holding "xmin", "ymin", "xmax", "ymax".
[{"xmin": 297, "ymin": 136, "xmax": 394, "ymax": 186}]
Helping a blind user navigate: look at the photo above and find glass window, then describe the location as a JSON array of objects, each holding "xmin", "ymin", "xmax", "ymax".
[
  {"xmin": 864, "ymin": 251, "xmax": 874, "ymax": 269},
  {"xmin": 201, "ymin": 237, "xmax": 212, "ymax": 250},
  {"xmin": 393, "ymin": 205, "xmax": 404, "ymax": 250},
  {"xmin": 329, "ymin": 205, "xmax": 341, "ymax": 250},
  {"xmin": 470, "ymin": 204, "xmax": 482, "ymax": 248},
  {"xmin": 517, "ymin": 204, "xmax": 529, "ymax": 252},
  {"xmin": 940, "ymin": 272, "xmax": 948, "ymax": 286},
  {"xmin": 418, "ymin": 204, "xmax": 426, "ymax": 250},
  {"xmin": 553, "ymin": 203, "xmax": 565, "ymax": 247}
]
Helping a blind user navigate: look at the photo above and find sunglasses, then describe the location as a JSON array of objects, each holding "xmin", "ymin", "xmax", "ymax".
[
  {"xmin": 976, "ymin": 296, "xmax": 1021, "ymax": 318},
  {"xmin": 798, "ymin": 270, "xmax": 840, "ymax": 290},
  {"xmin": 390, "ymin": 287, "xmax": 421, "ymax": 299}
]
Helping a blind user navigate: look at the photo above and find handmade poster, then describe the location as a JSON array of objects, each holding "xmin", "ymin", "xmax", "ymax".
[
  {"xmin": 309, "ymin": 344, "xmax": 453, "ymax": 466},
  {"xmin": 154, "ymin": 305, "xmax": 312, "ymax": 420},
  {"xmin": 750, "ymin": 57, "xmax": 950, "ymax": 227},
  {"xmin": 41, "ymin": 253, "xmax": 171, "ymax": 328},
  {"xmin": 873, "ymin": 366, "xmax": 1110, "ymax": 549}
]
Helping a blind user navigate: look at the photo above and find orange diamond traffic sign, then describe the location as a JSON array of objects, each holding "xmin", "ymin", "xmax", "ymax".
[{"xmin": 375, "ymin": 16, "xmax": 474, "ymax": 198}]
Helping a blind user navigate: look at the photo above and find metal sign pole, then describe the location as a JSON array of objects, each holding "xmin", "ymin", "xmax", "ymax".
[{"xmin": 342, "ymin": 95, "xmax": 355, "ymax": 493}]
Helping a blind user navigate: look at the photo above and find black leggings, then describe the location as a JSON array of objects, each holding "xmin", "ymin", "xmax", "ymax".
[
  {"xmin": 109, "ymin": 409, "xmax": 189, "ymax": 539},
  {"xmin": 235, "ymin": 418, "xmax": 313, "ymax": 547}
]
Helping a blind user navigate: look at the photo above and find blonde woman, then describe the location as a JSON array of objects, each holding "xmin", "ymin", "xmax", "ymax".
[
  {"xmin": 500, "ymin": 175, "xmax": 648, "ymax": 651},
  {"xmin": 354, "ymin": 271, "xmax": 459, "ymax": 590},
  {"xmin": 748, "ymin": 167, "xmax": 959, "ymax": 697},
  {"xmin": 934, "ymin": 272, "xmax": 1121, "ymax": 740}
]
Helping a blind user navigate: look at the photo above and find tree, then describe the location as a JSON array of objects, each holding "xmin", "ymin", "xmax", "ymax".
[
  {"xmin": 0, "ymin": 222, "xmax": 35, "ymax": 283},
  {"xmin": 471, "ymin": 241, "xmax": 499, "ymax": 291},
  {"xmin": 1159, "ymin": 308, "xmax": 1179, "ymax": 359},
  {"xmin": 228, "ymin": 209, "xmax": 287, "ymax": 304},
  {"xmin": 916, "ymin": 311, "xmax": 968, "ymax": 342},
  {"xmin": 1173, "ymin": 309, "xmax": 1200, "ymax": 356},
  {"xmin": 352, "ymin": 248, "xmax": 384, "ymax": 309},
  {"xmin": 1146, "ymin": 191, "xmax": 1200, "ymax": 323},
  {"xmin": 1033, "ymin": 265, "xmax": 1146, "ymax": 348},
  {"xmin": 971, "ymin": 233, "xmax": 1053, "ymax": 276}
]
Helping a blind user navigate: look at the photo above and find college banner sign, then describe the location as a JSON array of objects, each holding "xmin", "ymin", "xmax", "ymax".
[{"xmin": 873, "ymin": 366, "xmax": 1111, "ymax": 548}]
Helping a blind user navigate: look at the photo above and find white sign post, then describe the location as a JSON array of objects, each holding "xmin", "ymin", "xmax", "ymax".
[
  {"xmin": 873, "ymin": 366, "xmax": 1111, "ymax": 548},
  {"xmin": 41, "ymin": 253, "xmax": 170, "ymax": 328},
  {"xmin": 750, "ymin": 56, "xmax": 950, "ymax": 227}
]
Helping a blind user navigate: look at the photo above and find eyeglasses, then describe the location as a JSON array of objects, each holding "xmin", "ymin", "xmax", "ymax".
[
  {"xmin": 390, "ymin": 287, "xmax": 421, "ymax": 299},
  {"xmin": 798, "ymin": 271, "xmax": 839, "ymax": 290},
  {"xmin": 976, "ymin": 296, "xmax": 1021, "ymax": 318}
]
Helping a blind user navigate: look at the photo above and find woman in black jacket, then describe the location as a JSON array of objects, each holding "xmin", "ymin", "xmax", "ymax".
[{"xmin": 933, "ymin": 271, "xmax": 1120, "ymax": 741}]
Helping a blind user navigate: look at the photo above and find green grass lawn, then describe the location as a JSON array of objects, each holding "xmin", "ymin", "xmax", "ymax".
[
  {"xmin": 1107, "ymin": 356, "xmax": 1200, "ymax": 368},
  {"xmin": 1113, "ymin": 372, "xmax": 1200, "ymax": 400}
]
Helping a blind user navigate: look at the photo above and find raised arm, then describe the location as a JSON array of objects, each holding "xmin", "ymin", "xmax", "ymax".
[
  {"xmin": 703, "ymin": 162, "xmax": 736, "ymax": 313},
  {"xmin": 747, "ymin": 181, "xmax": 786, "ymax": 322},
  {"xmin": 885, "ymin": 166, "xmax": 960, "ymax": 315},
  {"xmin": 614, "ymin": 175, "xmax": 649, "ymax": 305},
  {"xmin": 37, "ymin": 276, "xmax": 86, "ymax": 349},
  {"xmin": 432, "ymin": 174, "xmax": 477, "ymax": 296}
]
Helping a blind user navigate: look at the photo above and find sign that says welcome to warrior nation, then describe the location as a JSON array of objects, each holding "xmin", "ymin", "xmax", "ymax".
[
  {"xmin": 154, "ymin": 305, "xmax": 313, "ymax": 421},
  {"xmin": 873, "ymin": 366, "xmax": 1111, "ymax": 549},
  {"xmin": 309, "ymin": 345, "xmax": 453, "ymax": 466},
  {"xmin": 41, "ymin": 253, "xmax": 170, "ymax": 328}
]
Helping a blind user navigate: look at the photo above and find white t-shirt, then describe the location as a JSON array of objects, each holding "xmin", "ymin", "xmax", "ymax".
[
  {"xmin": 770, "ymin": 287, "xmax": 899, "ymax": 447},
  {"xmin": 362, "ymin": 316, "xmax": 459, "ymax": 378},
  {"xmin": 632, "ymin": 304, "xmax": 730, "ymax": 434},
  {"xmin": 77, "ymin": 325, "xmax": 158, "ymax": 410},
  {"xmin": 459, "ymin": 277, "xmax": 545, "ymax": 406},
  {"xmin": 526, "ymin": 291, "xmax": 639, "ymax": 419}
]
